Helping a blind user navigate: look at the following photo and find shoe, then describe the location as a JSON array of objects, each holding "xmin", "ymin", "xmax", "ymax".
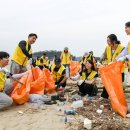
[{"xmin": 44, "ymin": 100, "xmax": 57, "ymax": 105}]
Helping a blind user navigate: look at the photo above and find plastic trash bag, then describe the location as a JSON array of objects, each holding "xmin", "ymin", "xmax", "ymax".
[{"xmin": 99, "ymin": 62, "xmax": 128, "ymax": 117}]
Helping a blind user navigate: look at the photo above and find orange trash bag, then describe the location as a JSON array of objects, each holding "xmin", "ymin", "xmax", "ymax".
[
  {"xmin": 42, "ymin": 68, "xmax": 56, "ymax": 94},
  {"xmin": 30, "ymin": 67, "xmax": 45, "ymax": 95},
  {"xmin": 11, "ymin": 71, "xmax": 32, "ymax": 105},
  {"xmin": 99, "ymin": 62, "xmax": 128, "ymax": 117},
  {"xmin": 70, "ymin": 61, "xmax": 81, "ymax": 76}
]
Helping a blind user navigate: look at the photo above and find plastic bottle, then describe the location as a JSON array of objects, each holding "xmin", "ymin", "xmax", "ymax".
[
  {"xmin": 64, "ymin": 110, "xmax": 76, "ymax": 115},
  {"xmin": 60, "ymin": 117, "xmax": 74, "ymax": 123},
  {"xmin": 71, "ymin": 100, "xmax": 83, "ymax": 109}
]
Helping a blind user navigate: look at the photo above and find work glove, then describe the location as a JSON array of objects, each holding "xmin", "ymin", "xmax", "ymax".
[
  {"xmin": 77, "ymin": 80, "xmax": 84, "ymax": 86},
  {"xmin": 29, "ymin": 58, "xmax": 33, "ymax": 65}
]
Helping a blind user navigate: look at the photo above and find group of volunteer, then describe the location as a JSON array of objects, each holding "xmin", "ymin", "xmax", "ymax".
[{"xmin": 0, "ymin": 21, "xmax": 130, "ymax": 112}]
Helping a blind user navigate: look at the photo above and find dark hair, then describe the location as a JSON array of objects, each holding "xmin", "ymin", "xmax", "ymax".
[
  {"xmin": 0, "ymin": 51, "xmax": 10, "ymax": 59},
  {"xmin": 107, "ymin": 34, "xmax": 120, "ymax": 44},
  {"xmin": 28, "ymin": 33, "xmax": 38, "ymax": 38},
  {"xmin": 43, "ymin": 53, "xmax": 46, "ymax": 56},
  {"xmin": 87, "ymin": 60, "xmax": 95, "ymax": 71},
  {"xmin": 125, "ymin": 22, "xmax": 130, "ymax": 27}
]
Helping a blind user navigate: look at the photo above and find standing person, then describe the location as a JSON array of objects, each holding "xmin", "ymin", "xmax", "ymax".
[
  {"xmin": 71, "ymin": 60, "xmax": 98, "ymax": 97},
  {"xmin": 115, "ymin": 21, "xmax": 130, "ymax": 114},
  {"xmin": 61, "ymin": 47, "xmax": 71, "ymax": 77},
  {"xmin": 61, "ymin": 47, "xmax": 71, "ymax": 67},
  {"xmin": 10, "ymin": 33, "xmax": 38, "ymax": 74},
  {"xmin": 116, "ymin": 22, "xmax": 130, "ymax": 70},
  {"xmin": 100, "ymin": 34, "xmax": 124, "ymax": 99}
]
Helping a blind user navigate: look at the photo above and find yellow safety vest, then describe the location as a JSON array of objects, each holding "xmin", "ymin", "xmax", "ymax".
[
  {"xmin": 106, "ymin": 44, "xmax": 124, "ymax": 63},
  {"xmin": 80, "ymin": 70, "xmax": 97, "ymax": 80},
  {"xmin": 51, "ymin": 64, "xmax": 65, "ymax": 82},
  {"xmin": 0, "ymin": 71, "xmax": 6, "ymax": 91},
  {"xmin": 44, "ymin": 59, "xmax": 50, "ymax": 67},
  {"xmin": 128, "ymin": 42, "xmax": 130, "ymax": 66},
  {"xmin": 61, "ymin": 52, "xmax": 71, "ymax": 65},
  {"xmin": 12, "ymin": 41, "xmax": 32, "ymax": 67},
  {"xmin": 36, "ymin": 59, "xmax": 42, "ymax": 66},
  {"xmin": 80, "ymin": 54, "xmax": 93, "ymax": 65}
]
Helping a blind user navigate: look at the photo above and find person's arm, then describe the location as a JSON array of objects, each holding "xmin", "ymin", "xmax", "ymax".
[
  {"xmin": 100, "ymin": 48, "xmax": 107, "ymax": 62},
  {"xmin": 60, "ymin": 74, "xmax": 68, "ymax": 84},
  {"xmin": 115, "ymin": 45, "xmax": 128, "ymax": 61},
  {"xmin": 70, "ymin": 73, "xmax": 80, "ymax": 81},
  {"xmin": 85, "ymin": 78, "xmax": 96, "ymax": 84},
  {"xmin": 12, "ymin": 72, "xmax": 27, "ymax": 79},
  {"xmin": 19, "ymin": 41, "xmax": 32, "ymax": 59}
]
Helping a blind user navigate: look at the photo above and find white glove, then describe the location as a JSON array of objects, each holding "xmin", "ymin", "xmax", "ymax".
[
  {"xmin": 29, "ymin": 58, "xmax": 33, "ymax": 65},
  {"xmin": 117, "ymin": 56, "xmax": 126, "ymax": 62},
  {"xmin": 35, "ymin": 66, "xmax": 40, "ymax": 69},
  {"xmin": 77, "ymin": 80, "xmax": 84, "ymax": 86},
  {"xmin": 126, "ymin": 55, "xmax": 130, "ymax": 60}
]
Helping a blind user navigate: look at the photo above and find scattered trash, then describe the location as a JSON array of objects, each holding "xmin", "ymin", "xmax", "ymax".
[
  {"xmin": 64, "ymin": 110, "xmax": 76, "ymax": 115},
  {"xmin": 87, "ymin": 96, "xmax": 94, "ymax": 100},
  {"xmin": 18, "ymin": 110, "xmax": 24, "ymax": 114},
  {"xmin": 72, "ymin": 94, "xmax": 82, "ymax": 101},
  {"xmin": 60, "ymin": 117, "xmax": 74, "ymax": 123},
  {"xmin": 96, "ymin": 109, "xmax": 103, "ymax": 114},
  {"xmin": 71, "ymin": 100, "xmax": 83, "ymax": 109},
  {"xmin": 100, "ymin": 105, "xmax": 104, "ymax": 109},
  {"xmin": 84, "ymin": 118, "xmax": 92, "ymax": 129},
  {"xmin": 54, "ymin": 106, "xmax": 62, "ymax": 112}
]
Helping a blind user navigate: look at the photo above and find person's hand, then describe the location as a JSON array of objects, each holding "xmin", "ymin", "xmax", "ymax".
[
  {"xmin": 6, "ymin": 72, "xmax": 13, "ymax": 77},
  {"xmin": 35, "ymin": 66, "xmax": 40, "ymax": 69},
  {"xmin": 113, "ymin": 59, "xmax": 117, "ymax": 62},
  {"xmin": 77, "ymin": 80, "xmax": 84, "ymax": 86},
  {"xmin": 29, "ymin": 58, "xmax": 33, "ymax": 65},
  {"xmin": 117, "ymin": 56, "xmax": 126, "ymax": 62},
  {"xmin": 70, "ymin": 77, "xmax": 74, "ymax": 80}
]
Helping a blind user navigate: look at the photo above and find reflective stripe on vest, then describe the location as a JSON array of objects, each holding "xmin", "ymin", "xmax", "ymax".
[
  {"xmin": 12, "ymin": 41, "xmax": 32, "ymax": 67},
  {"xmin": 80, "ymin": 70, "xmax": 97, "ymax": 81},
  {"xmin": 106, "ymin": 44, "xmax": 124, "ymax": 63},
  {"xmin": 0, "ymin": 71, "xmax": 6, "ymax": 91}
]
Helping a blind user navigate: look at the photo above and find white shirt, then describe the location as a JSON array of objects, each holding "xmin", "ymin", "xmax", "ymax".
[{"xmin": 116, "ymin": 45, "xmax": 130, "ymax": 61}]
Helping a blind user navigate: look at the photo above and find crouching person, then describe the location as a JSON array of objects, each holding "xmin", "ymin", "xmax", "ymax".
[
  {"xmin": 0, "ymin": 51, "xmax": 27, "ymax": 110},
  {"xmin": 71, "ymin": 60, "xmax": 98, "ymax": 97},
  {"xmin": 50, "ymin": 58, "xmax": 68, "ymax": 89}
]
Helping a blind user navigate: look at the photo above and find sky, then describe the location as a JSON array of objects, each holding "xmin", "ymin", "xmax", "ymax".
[{"xmin": 0, "ymin": 0, "xmax": 130, "ymax": 57}]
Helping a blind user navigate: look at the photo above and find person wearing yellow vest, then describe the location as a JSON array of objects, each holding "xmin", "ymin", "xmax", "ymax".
[
  {"xmin": 50, "ymin": 58, "xmax": 67, "ymax": 89},
  {"xmin": 116, "ymin": 22, "xmax": 130, "ymax": 72},
  {"xmin": 0, "ymin": 52, "xmax": 27, "ymax": 110},
  {"xmin": 71, "ymin": 60, "xmax": 98, "ymax": 96},
  {"xmin": 35, "ymin": 57, "xmax": 44, "ymax": 70},
  {"xmin": 10, "ymin": 33, "xmax": 38, "ymax": 74},
  {"xmin": 61, "ymin": 47, "xmax": 71, "ymax": 66},
  {"xmin": 43, "ymin": 57, "xmax": 50, "ymax": 69},
  {"xmin": 100, "ymin": 34, "xmax": 124, "ymax": 99}
]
